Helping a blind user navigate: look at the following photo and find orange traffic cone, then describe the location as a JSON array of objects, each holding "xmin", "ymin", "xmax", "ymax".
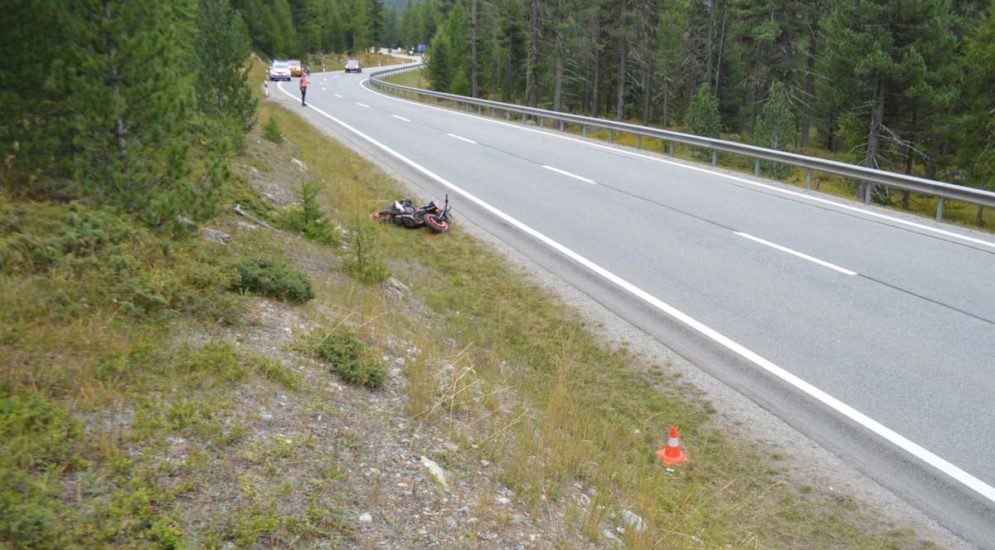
[{"xmin": 656, "ymin": 425, "xmax": 688, "ymax": 466}]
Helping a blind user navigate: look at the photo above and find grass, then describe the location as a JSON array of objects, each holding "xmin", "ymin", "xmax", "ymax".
[{"xmin": 0, "ymin": 59, "xmax": 938, "ymax": 548}]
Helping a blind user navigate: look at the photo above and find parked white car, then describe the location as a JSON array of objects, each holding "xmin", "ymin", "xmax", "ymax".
[{"xmin": 267, "ymin": 61, "xmax": 292, "ymax": 81}]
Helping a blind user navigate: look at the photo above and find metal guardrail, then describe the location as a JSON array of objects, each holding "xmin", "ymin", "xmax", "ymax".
[{"xmin": 370, "ymin": 63, "xmax": 995, "ymax": 222}]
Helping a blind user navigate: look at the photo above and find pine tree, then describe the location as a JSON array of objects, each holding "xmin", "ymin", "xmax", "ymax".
[
  {"xmin": 753, "ymin": 81, "xmax": 797, "ymax": 177},
  {"xmin": 49, "ymin": 0, "xmax": 200, "ymax": 224},
  {"xmin": 822, "ymin": 0, "xmax": 959, "ymax": 201},
  {"xmin": 197, "ymin": 0, "xmax": 257, "ymax": 138},
  {"xmin": 686, "ymin": 83, "xmax": 721, "ymax": 160},
  {"xmin": 426, "ymin": 25, "xmax": 454, "ymax": 91},
  {"xmin": 960, "ymin": 2, "xmax": 995, "ymax": 224}
]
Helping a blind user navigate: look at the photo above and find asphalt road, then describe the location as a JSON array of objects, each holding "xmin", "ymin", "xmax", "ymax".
[{"xmin": 275, "ymin": 67, "xmax": 995, "ymax": 545}]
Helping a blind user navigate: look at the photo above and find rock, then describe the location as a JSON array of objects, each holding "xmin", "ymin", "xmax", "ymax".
[
  {"xmin": 358, "ymin": 512, "xmax": 373, "ymax": 523},
  {"xmin": 622, "ymin": 509, "xmax": 647, "ymax": 532},
  {"xmin": 602, "ymin": 529, "xmax": 623, "ymax": 546},
  {"xmin": 420, "ymin": 455, "xmax": 449, "ymax": 490},
  {"xmin": 201, "ymin": 228, "xmax": 231, "ymax": 244},
  {"xmin": 385, "ymin": 277, "xmax": 409, "ymax": 299},
  {"xmin": 291, "ymin": 158, "xmax": 308, "ymax": 172},
  {"xmin": 496, "ymin": 496, "xmax": 510, "ymax": 505}
]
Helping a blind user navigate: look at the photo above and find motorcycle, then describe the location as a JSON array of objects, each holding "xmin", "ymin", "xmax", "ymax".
[{"xmin": 371, "ymin": 194, "xmax": 452, "ymax": 233}]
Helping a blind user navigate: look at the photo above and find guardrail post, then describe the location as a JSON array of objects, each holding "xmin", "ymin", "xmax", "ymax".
[
  {"xmin": 582, "ymin": 125, "xmax": 587, "ymax": 137},
  {"xmin": 505, "ymin": 110, "xmax": 510, "ymax": 121},
  {"xmin": 711, "ymin": 150, "xmax": 717, "ymax": 166},
  {"xmin": 637, "ymin": 135, "xmax": 642, "ymax": 149},
  {"xmin": 936, "ymin": 198, "xmax": 945, "ymax": 222},
  {"xmin": 609, "ymin": 130, "xmax": 615, "ymax": 143},
  {"xmin": 477, "ymin": 104, "xmax": 481, "ymax": 115},
  {"xmin": 754, "ymin": 158, "xmax": 761, "ymax": 176},
  {"xmin": 669, "ymin": 142, "xmax": 675, "ymax": 157},
  {"xmin": 864, "ymin": 183, "xmax": 873, "ymax": 205},
  {"xmin": 558, "ymin": 120, "xmax": 564, "ymax": 131},
  {"xmin": 805, "ymin": 169, "xmax": 812, "ymax": 190}
]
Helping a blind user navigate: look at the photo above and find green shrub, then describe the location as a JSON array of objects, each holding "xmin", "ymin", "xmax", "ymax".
[
  {"xmin": 250, "ymin": 356, "xmax": 301, "ymax": 391},
  {"xmin": 0, "ymin": 200, "xmax": 239, "ymax": 322},
  {"xmin": 262, "ymin": 117, "xmax": 283, "ymax": 144},
  {"xmin": 343, "ymin": 220, "xmax": 389, "ymax": 285},
  {"xmin": 0, "ymin": 392, "xmax": 83, "ymax": 547},
  {"xmin": 278, "ymin": 181, "xmax": 340, "ymax": 246},
  {"xmin": 174, "ymin": 342, "xmax": 247, "ymax": 386},
  {"xmin": 310, "ymin": 329, "xmax": 386, "ymax": 389},
  {"xmin": 230, "ymin": 258, "xmax": 314, "ymax": 303}
]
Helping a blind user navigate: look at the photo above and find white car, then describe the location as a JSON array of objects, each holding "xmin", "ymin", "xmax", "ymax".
[{"xmin": 268, "ymin": 61, "xmax": 292, "ymax": 81}]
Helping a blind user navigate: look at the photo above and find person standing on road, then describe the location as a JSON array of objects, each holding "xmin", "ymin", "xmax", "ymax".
[{"xmin": 299, "ymin": 70, "xmax": 310, "ymax": 106}]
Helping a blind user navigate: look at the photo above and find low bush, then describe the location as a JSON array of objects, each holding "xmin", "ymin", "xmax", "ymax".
[
  {"xmin": 0, "ymin": 392, "xmax": 84, "ymax": 547},
  {"xmin": 229, "ymin": 258, "xmax": 314, "ymax": 303},
  {"xmin": 310, "ymin": 329, "xmax": 386, "ymax": 389},
  {"xmin": 262, "ymin": 117, "xmax": 283, "ymax": 144},
  {"xmin": 342, "ymin": 220, "xmax": 389, "ymax": 285},
  {"xmin": 278, "ymin": 181, "xmax": 340, "ymax": 246},
  {"xmin": 0, "ymin": 199, "xmax": 239, "ymax": 323}
]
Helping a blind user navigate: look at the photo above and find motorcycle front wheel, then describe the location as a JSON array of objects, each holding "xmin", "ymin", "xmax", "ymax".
[{"xmin": 425, "ymin": 214, "xmax": 450, "ymax": 233}]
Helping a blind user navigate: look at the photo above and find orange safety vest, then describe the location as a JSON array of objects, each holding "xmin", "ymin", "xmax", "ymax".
[{"xmin": 300, "ymin": 74, "xmax": 309, "ymax": 89}]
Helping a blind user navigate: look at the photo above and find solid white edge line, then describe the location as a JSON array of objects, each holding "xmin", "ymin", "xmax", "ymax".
[
  {"xmin": 356, "ymin": 102, "xmax": 370, "ymax": 108},
  {"xmin": 392, "ymin": 114, "xmax": 411, "ymax": 122},
  {"xmin": 359, "ymin": 78, "xmax": 995, "ymax": 251},
  {"xmin": 542, "ymin": 165, "xmax": 596, "ymax": 185},
  {"xmin": 736, "ymin": 232, "xmax": 857, "ymax": 276},
  {"xmin": 447, "ymin": 133, "xmax": 476, "ymax": 145},
  {"xmin": 278, "ymin": 81, "xmax": 995, "ymax": 505}
]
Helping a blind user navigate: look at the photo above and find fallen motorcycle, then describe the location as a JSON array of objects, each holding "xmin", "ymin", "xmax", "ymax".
[{"xmin": 371, "ymin": 195, "xmax": 452, "ymax": 233}]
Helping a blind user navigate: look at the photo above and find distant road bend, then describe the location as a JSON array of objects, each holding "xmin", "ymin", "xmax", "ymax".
[{"xmin": 275, "ymin": 66, "xmax": 995, "ymax": 545}]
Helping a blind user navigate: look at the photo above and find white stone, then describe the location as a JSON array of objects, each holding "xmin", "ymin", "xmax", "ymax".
[
  {"xmin": 622, "ymin": 509, "xmax": 647, "ymax": 532},
  {"xmin": 420, "ymin": 455, "xmax": 449, "ymax": 490},
  {"xmin": 358, "ymin": 512, "xmax": 372, "ymax": 523}
]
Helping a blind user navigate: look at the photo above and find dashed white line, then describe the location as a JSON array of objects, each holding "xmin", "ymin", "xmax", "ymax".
[
  {"xmin": 392, "ymin": 114, "xmax": 411, "ymax": 122},
  {"xmin": 334, "ymin": 93, "xmax": 343, "ymax": 98},
  {"xmin": 735, "ymin": 232, "xmax": 857, "ymax": 276},
  {"xmin": 356, "ymin": 102, "xmax": 370, "ymax": 108},
  {"xmin": 360, "ymin": 79, "xmax": 995, "ymax": 251},
  {"xmin": 321, "ymin": 87, "xmax": 328, "ymax": 92},
  {"xmin": 542, "ymin": 165, "xmax": 596, "ymax": 185},
  {"xmin": 447, "ymin": 133, "xmax": 476, "ymax": 144},
  {"xmin": 279, "ymin": 80, "xmax": 995, "ymax": 505}
]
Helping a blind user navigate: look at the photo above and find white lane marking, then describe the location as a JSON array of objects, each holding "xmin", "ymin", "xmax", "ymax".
[
  {"xmin": 321, "ymin": 87, "xmax": 328, "ymax": 92},
  {"xmin": 736, "ymin": 232, "xmax": 857, "ymax": 276},
  {"xmin": 334, "ymin": 93, "xmax": 343, "ymax": 99},
  {"xmin": 279, "ymin": 81, "xmax": 995, "ymax": 505},
  {"xmin": 542, "ymin": 165, "xmax": 596, "ymax": 185},
  {"xmin": 360, "ymin": 80, "xmax": 995, "ymax": 251},
  {"xmin": 356, "ymin": 102, "xmax": 370, "ymax": 108},
  {"xmin": 392, "ymin": 114, "xmax": 411, "ymax": 122},
  {"xmin": 447, "ymin": 133, "xmax": 476, "ymax": 145}
]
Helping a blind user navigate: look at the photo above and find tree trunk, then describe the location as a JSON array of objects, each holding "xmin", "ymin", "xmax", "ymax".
[
  {"xmin": 470, "ymin": 0, "xmax": 479, "ymax": 97},
  {"xmin": 553, "ymin": 47, "xmax": 563, "ymax": 111},
  {"xmin": 592, "ymin": 48, "xmax": 602, "ymax": 117},
  {"xmin": 662, "ymin": 80, "xmax": 669, "ymax": 126},
  {"xmin": 526, "ymin": 0, "xmax": 540, "ymax": 108},
  {"xmin": 642, "ymin": 63, "xmax": 652, "ymax": 123},
  {"xmin": 714, "ymin": 7, "xmax": 727, "ymax": 94},
  {"xmin": 861, "ymin": 75, "xmax": 885, "ymax": 199},
  {"xmin": 616, "ymin": 32, "xmax": 626, "ymax": 120},
  {"xmin": 800, "ymin": 35, "xmax": 816, "ymax": 149}
]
